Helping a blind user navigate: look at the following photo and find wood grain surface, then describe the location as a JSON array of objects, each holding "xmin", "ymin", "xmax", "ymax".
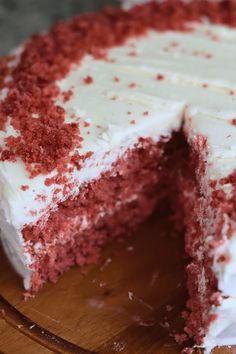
[{"xmin": 0, "ymin": 212, "xmax": 235, "ymax": 354}]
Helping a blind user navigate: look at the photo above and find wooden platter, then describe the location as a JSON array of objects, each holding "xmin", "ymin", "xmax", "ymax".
[{"xmin": 0, "ymin": 212, "xmax": 234, "ymax": 354}]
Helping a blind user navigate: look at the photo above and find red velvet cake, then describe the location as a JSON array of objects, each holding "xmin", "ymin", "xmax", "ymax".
[{"xmin": 0, "ymin": 1, "xmax": 236, "ymax": 352}]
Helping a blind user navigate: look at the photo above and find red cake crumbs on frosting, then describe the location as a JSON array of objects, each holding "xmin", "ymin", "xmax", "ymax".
[
  {"xmin": 21, "ymin": 185, "xmax": 29, "ymax": 191},
  {"xmin": 170, "ymin": 41, "xmax": 179, "ymax": 47},
  {"xmin": 156, "ymin": 74, "xmax": 165, "ymax": 81},
  {"xmin": 0, "ymin": 0, "xmax": 235, "ymax": 178},
  {"xmin": 128, "ymin": 50, "xmax": 137, "ymax": 56},
  {"xmin": 35, "ymin": 194, "xmax": 47, "ymax": 202},
  {"xmin": 83, "ymin": 121, "xmax": 90, "ymax": 128},
  {"xmin": 128, "ymin": 82, "xmax": 137, "ymax": 88},
  {"xmin": 231, "ymin": 118, "xmax": 236, "ymax": 125},
  {"xmin": 62, "ymin": 89, "xmax": 73, "ymax": 102},
  {"xmin": 206, "ymin": 53, "xmax": 213, "ymax": 59},
  {"xmin": 83, "ymin": 75, "xmax": 94, "ymax": 85},
  {"xmin": 113, "ymin": 76, "xmax": 120, "ymax": 83}
]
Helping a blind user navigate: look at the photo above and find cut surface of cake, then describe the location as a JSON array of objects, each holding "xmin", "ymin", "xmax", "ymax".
[{"xmin": 0, "ymin": 1, "xmax": 236, "ymax": 352}]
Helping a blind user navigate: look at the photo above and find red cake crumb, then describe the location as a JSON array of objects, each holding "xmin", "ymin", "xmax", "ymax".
[
  {"xmin": 206, "ymin": 313, "xmax": 218, "ymax": 325},
  {"xmin": 231, "ymin": 118, "xmax": 236, "ymax": 125},
  {"xmin": 128, "ymin": 51, "xmax": 137, "ymax": 56},
  {"xmin": 156, "ymin": 74, "xmax": 165, "ymax": 81},
  {"xmin": 209, "ymin": 180, "xmax": 217, "ymax": 188},
  {"xmin": 83, "ymin": 76, "xmax": 94, "ymax": 85},
  {"xmin": 128, "ymin": 82, "xmax": 137, "ymax": 88},
  {"xmin": 175, "ymin": 333, "xmax": 188, "ymax": 344},
  {"xmin": 113, "ymin": 76, "xmax": 120, "ymax": 83},
  {"xmin": 202, "ymin": 83, "xmax": 208, "ymax": 88},
  {"xmin": 217, "ymin": 253, "xmax": 231, "ymax": 264},
  {"xmin": 143, "ymin": 111, "xmax": 149, "ymax": 116},
  {"xmin": 130, "ymin": 120, "xmax": 136, "ymax": 124},
  {"xmin": 62, "ymin": 89, "xmax": 73, "ymax": 102},
  {"xmin": 35, "ymin": 194, "xmax": 47, "ymax": 202},
  {"xmin": 23, "ymin": 292, "xmax": 35, "ymax": 301},
  {"xmin": 21, "ymin": 185, "xmax": 29, "ymax": 191},
  {"xmin": 210, "ymin": 292, "xmax": 222, "ymax": 306},
  {"xmin": 170, "ymin": 41, "xmax": 179, "ymax": 47},
  {"xmin": 83, "ymin": 121, "xmax": 90, "ymax": 128}
]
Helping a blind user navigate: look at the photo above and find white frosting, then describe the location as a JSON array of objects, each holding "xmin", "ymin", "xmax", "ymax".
[{"xmin": 0, "ymin": 21, "xmax": 236, "ymax": 352}]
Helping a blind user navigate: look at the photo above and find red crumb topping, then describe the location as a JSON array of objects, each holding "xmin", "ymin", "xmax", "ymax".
[
  {"xmin": 143, "ymin": 111, "xmax": 149, "ymax": 116},
  {"xmin": 21, "ymin": 185, "xmax": 29, "ymax": 191},
  {"xmin": 202, "ymin": 83, "xmax": 208, "ymax": 88},
  {"xmin": 128, "ymin": 51, "xmax": 137, "ymax": 56},
  {"xmin": 0, "ymin": 0, "xmax": 235, "ymax": 177},
  {"xmin": 127, "ymin": 111, "xmax": 132, "ymax": 115},
  {"xmin": 83, "ymin": 121, "xmax": 90, "ymax": 128},
  {"xmin": 35, "ymin": 194, "xmax": 47, "ymax": 202},
  {"xmin": 231, "ymin": 118, "xmax": 236, "ymax": 125},
  {"xmin": 210, "ymin": 292, "xmax": 222, "ymax": 306},
  {"xmin": 174, "ymin": 333, "xmax": 188, "ymax": 344},
  {"xmin": 170, "ymin": 41, "xmax": 179, "ymax": 47},
  {"xmin": 113, "ymin": 76, "xmax": 120, "ymax": 83},
  {"xmin": 62, "ymin": 89, "xmax": 73, "ymax": 102},
  {"xmin": 217, "ymin": 253, "xmax": 230, "ymax": 263},
  {"xmin": 156, "ymin": 74, "xmax": 165, "ymax": 81},
  {"xmin": 206, "ymin": 313, "xmax": 218, "ymax": 324},
  {"xmin": 128, "ymin": 82, "xmax": 137, "ymax": 88},
  {"xmin": 83, "ymin": 76, "xmax": 94, "ymax": 85},
  {"xmin": 209, "ymin": 180, "xmax": 217, "ymax": 188},
  {"xmin": 130, "ymin": 120, "xmax": 136, "ymax": 124}
]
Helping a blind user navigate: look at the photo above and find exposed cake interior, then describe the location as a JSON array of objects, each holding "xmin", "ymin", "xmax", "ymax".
[{"xmin": 23, "ymin": 136, "xmax": 172, "ymax": 292}]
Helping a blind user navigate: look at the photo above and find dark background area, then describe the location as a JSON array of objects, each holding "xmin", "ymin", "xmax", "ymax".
[{"xmin": 0, "ymin": 0, "xmax": 119, "ymax": 55}]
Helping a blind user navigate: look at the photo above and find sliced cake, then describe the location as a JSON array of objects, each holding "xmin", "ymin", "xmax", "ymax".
[{"xmin": 0, "ymin": 1, "xmax": 236, "ymax": 352}]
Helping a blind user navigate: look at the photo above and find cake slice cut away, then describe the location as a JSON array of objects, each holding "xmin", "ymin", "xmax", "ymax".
[{"xmin": 0, "ymin": 1, "xmax": 236, "ymax": 352}]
